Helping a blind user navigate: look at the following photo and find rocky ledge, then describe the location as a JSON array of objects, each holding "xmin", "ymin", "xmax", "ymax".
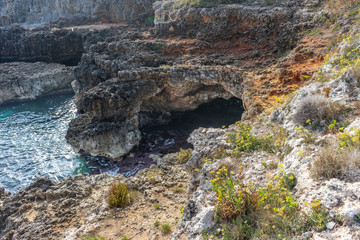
[
  {"xmin": 0, "ymin": 62, "xmax": 74, "ymax": 104},
  {"xmin": 0, "ymin": 153, "xmax": 189, "ymax": 240}
]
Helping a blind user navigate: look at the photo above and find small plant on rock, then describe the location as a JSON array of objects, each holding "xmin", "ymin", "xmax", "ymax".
[
  {"xmin": 177, "ymin": 148, "xmax": 192, "ymax": 163},
  {"xmin": 107, "ymin": 181, "xmax": 132, "ymax": 208},
  {"xmin": 82, "ymin": 235, "xmax": 105, "ymax": 240},
  {"xmin": 227, "ymin": 121, "xmax": 290, "ymax": 157},
  {"xmin": 161, "ymin": 224, "xmax": 171, "ymax": 234},
  {"xmin": 307, "ymin": 200, "xmax": 328, "ymax": 230},
  {"xmin": 294, "ymin": 125, "xmax": 316, "ymax": 144},
  {"xmin": 154, "ymin": 220, "xmax": 160, "ymax": 227}
]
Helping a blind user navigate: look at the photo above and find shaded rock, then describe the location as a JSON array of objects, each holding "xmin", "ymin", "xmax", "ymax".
[{"xmin": 0, "ymin": 0, "xmax": 156, "ymax": 26}]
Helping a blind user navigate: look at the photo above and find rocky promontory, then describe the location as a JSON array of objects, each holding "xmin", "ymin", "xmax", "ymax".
[{"xmin": 66, "ymin": 0, "xmax": 325, "ymax": 159}]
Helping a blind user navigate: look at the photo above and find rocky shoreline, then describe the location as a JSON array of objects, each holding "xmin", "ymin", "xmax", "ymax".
[{"xmin": 1, "ymin": 0, "xmax": 360, "ymax": 239}]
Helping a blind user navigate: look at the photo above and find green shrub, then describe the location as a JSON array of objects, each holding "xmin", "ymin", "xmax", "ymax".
[
  {"xmin": 154, "ymin": 220, "xmax": 160, "ymax": 227},
  {"xmin": 161, "ymin": 224, "xmax": 171, "ymax": 234},
  {"xmin": 210, "ymin": 167, "xmax": 329, "ymax": 239},
  {"xmin": 307, "ymin": 200, "xmax": 328, "ymax": 230},
  {"xmin": 294, "ymin": 125, "xmax": 316, "ymax": 144},
  {"xmin": 227, "ymin": 122, "xmax": 272, "ymax": 154},
  {"xmin": 82, "ymin": 235, "xmax": 105, "ymax": 240},
  {"xmin": 107, "ymin": 181, "xmax": 132, "ymax": 208},
  {"xmin": 177, "ymin": 148, "xmax": 192, "ymax": 163},
  {"xmin": 338, "ymin": 128, "xmax": 360, "ymax": 148},
  {"xmin": 144, "ymin": 15, "xmax": 155, "ymax": 26},
  {"xmin": 227, "ymin": 121, "xmax": 289, "ymax": 157}
]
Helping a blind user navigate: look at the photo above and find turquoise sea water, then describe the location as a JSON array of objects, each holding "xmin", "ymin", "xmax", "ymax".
[
  {"xmin": 0, "ymin": 94, "xmax": 89, "ymax": 193},
  {"xmin": 0, "ymin": 95, "xmax": 244, "ymax": 193}
]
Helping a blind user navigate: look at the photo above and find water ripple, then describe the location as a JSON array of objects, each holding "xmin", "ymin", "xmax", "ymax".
[{"xmin": 0, "ymin": 94, "xmax": 89, "ymax": 193}]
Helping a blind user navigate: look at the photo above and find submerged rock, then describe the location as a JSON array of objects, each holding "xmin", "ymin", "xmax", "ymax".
[{"xmin": 0, "ymin": 62, "xmax": 74, "ymax": 104}]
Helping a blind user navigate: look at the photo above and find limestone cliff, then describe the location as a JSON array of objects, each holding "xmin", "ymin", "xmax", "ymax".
[
  {"xmin": 66, "ymin": 0, "xmax": 324, "ymax": 159},
  {"xmin": 0, "ymin": 0, "xmax": 156, "ymax": 26},
  {"xmin": 0, "ymin": 62, "xmax": 74, "ymax": 104}
]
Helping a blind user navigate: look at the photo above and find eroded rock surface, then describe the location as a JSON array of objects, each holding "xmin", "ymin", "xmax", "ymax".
[
  {"xmin": 67, "ymin": 0, "xmax": 324, "ymax": 159},
  {"xmin": 0, "ymin": 26, "xmax": 132, "ymax": 65},
  {"xmin": 0, "ymin": 0, "xmax": 156, "ymax": 26},
  {"xmin": 0, "ymin": 153, "xmax": 190, "ymax": 240},
  {"xmin": 0, "ymin": 62, "xmax": 74, "ymax": 104}
]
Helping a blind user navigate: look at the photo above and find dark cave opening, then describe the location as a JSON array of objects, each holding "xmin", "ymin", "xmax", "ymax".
[
  {"xmin": 84, "ymin": 97, "xmax": 244, "ymax": 177},
  {"xmin": 84, "ymin": 97, "xmax": 244, "ymax": 176}
]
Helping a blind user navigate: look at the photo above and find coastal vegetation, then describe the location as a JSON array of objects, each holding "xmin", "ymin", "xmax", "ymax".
[{"xmin": 107, "ymin": 181, "xmax": 133, "ymax": 208}]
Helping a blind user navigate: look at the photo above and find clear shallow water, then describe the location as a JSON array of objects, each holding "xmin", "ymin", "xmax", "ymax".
[
  {"xmin": 0, "ymin": 94, "xmax": 89, "ymax": 193},
  {"xmin": 0, "ymin": 95, "xmax": 244, "ymax": 193}
]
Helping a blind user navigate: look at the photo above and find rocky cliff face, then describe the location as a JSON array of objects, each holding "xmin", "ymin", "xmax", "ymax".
[
  {"xmin": 0, "ymin": 0, "xmax": 156, "ymax": 26},
  {"xmin": 0, "ymin": 62, "xmax": 74, "ymax": 104},
  {"xmin": 66, "ymin": 0, "xmax": 324, "ymax": 159},
  {"xmin": 0, "ymin": 26, "xmax": 127, "ymax": 65}
]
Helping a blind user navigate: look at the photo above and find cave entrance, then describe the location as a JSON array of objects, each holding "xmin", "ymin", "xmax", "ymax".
[{"xmin": 84, "ymin": 97, "xmax": 244, "ymax": 176}]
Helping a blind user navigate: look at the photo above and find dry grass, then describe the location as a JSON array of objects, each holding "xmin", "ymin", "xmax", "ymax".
[
  {"xmin": 352, "ymin": 61, "xmax": 360, "ymax": 87},
  {"xmin": 293, "ymin": 95, "xmax": 346, "ymax": 126},
  {"xmin": 325, "ymin": 0, "xmax": 359, "ymax": 12},
  {"xmin": 177, "ymin": 148, "xmax": 192, "ymax": 163},
  {"xmin": 312, "ymin": 147, "xmax": 360, "ymax": 182},
  {"xmin": 107, "ymin": 181, "xmax": 133, "ymax": 208}
]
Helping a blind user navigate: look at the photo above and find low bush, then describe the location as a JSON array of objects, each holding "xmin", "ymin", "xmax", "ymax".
[
  {"xmin": 177, "ymin": 148, "xmax": 192, "ymax": 163},
  {"xmin": 227, "ymin": 121, "xmax": 290, "ymax": 157},
  {"xmin": 293, "ymin": 95, "xmax": 346, "ymax": 126},
  {"xmin": 161, "ymin": 224, "xmax": 171, "ymax": 234},
  {"xmin": 338, "ymin": 128, "xmax": 360, "ymax": 148},
  {"xmin": 210, "ymin": 167, "xmax": 329, "ymax": 239},
  {"xmin": 82, "ymin": 235, "xmax": 105, "ymax": 240},
  {"xmin": 107, "ymin": 181, "xmax": 132, "ymax": 208}
]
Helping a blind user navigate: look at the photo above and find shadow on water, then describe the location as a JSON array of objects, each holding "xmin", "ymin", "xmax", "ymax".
[{"xmin": 83, "ymin": 97, "xmax": 244, "ymax": 177}]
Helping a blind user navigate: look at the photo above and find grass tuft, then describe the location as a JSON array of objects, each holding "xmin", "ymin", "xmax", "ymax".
[
  {"xmin": 177, "ymin": 148, "xmax": 192, "ymax": 163},
  {"xmin": 107, "ymin": 181, "xmax": 132, "ymax": 208}
]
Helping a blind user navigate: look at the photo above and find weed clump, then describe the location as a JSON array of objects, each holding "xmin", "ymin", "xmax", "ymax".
[
  {"xmin": 227, "ymin": 121, "xmax": 289, "ymax": 157},
  {"xmin": 154, "ymin": 220, "xmax": 160, "ymax": 227},
  {"xmin": 293, "ymin": 95, "xmax": 345, "ymax": 126},
  {"xmin": 161, "ymin": 224, "xmax": 171, "ymax": 234},
  {"xmin": 177, "ymin": 148, "xmax": 192, "ymax": 163},
  {"xmin": 107, "ymin": 181, "xmax": 132, "ymax": 208},
  {"xmin": 82, "ymin": 235, "xmax": 104, "ymax": 240}
]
